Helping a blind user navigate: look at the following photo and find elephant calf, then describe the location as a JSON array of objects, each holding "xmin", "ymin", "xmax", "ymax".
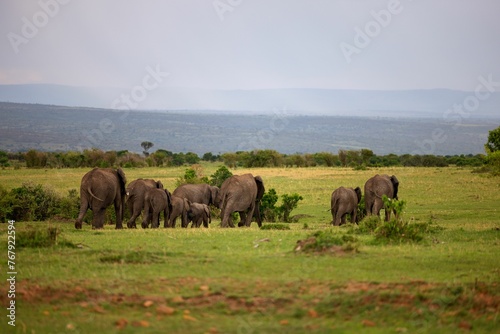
[
  {"xmin": 330, "ymin": 186, "xmax": 362, "ymax": 226},
  {"xmin": 142, "ymin": 188, "xmax": 172, "ymax": 228},
  {"xmin": 364, "ymin": 174, "xmax": 399, "ymax": 221},
  {"xmin": 187, "ymin": 203, "xmax": 211, "ymax": 228},
  {"xmin": 168, "ymin": 195, "xmax": 190, "ymax": 228}
]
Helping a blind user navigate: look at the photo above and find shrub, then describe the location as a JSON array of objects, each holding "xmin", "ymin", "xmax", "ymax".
[
  {"xmin": 57, "ymin": 189, "xmax": 80, "ymax": 220},
  {"xmin": 175, "ymin": 166, "xmax": 209, "ymax": 187},
  {"xmin": 278, "ymin": 193, "xmax": 303, "ymax": 223},
  {"xmin": 7, "ymin": 183, "xmax": 60, "ymax": 221},
  {"xmin": 260, "ymin": 188, "xmax": 279, "ymax": 222},
  {"xmin": 0, "ymin": 185, "xmax": 12, "ymax": 223},
  {"xmin": 16, "ymin": 226, "xmax": 75, "ymax": 248},
  {"xmin": 295, "ymin": 230, "xmax": 359, "ymax": 254},
  {"xmin": 209, "ymin": 165, "xmax": 233, "ymax": 188},
  {"xmin": 260, "ymin": 223, "xmax": 290, "ymax": 230}
]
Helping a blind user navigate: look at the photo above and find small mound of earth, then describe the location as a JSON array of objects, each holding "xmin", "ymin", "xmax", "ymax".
[{"xmin": 294, "ymin": 237, "xmax": 355, "ymax": 255}]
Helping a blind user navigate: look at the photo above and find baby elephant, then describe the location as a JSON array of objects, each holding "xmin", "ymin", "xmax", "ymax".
[
  {"xmin": 142, "ymin": 188, "xmax": 172, "ymax": 228},
  {"xmin": 330, "ymin": 186, "xmax": 362, "ymax": 226},
  {"xmin": 187, "ymin": 203, "xmax": 211, "ymax": 228}
]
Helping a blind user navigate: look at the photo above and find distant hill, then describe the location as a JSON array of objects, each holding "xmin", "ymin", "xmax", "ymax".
[
  {"xmin": 1, "ymin": 84, "xmax": 500, "ymax": 117},
  {"xmin": 0, "ymin": 102, "xmax": 497, "ymax": 155}
]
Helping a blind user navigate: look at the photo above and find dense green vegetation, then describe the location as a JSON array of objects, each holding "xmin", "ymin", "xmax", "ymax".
[{"xmin": 0, "ymin": 147, "xmax": 487, "ymax": 169}]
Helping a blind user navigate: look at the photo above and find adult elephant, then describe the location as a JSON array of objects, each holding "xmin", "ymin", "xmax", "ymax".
[
  {"xmin": 168, "ymin": 195, "xmax": 190, "ymax": 228},
  {"xmin": 75, "ymin": 167, "xmax": 127, "ymax": 229},
  {"xmin": 330, "ymin": 186, "xmax": 362, "ymax": 226},
  {"xmin": 187, "ymin": 203, "xmax": 211, "ymax": 228},
  {"xmin": 125, "ymin": 179, "xmax": 164, "ymax": 228},
  {"xmin": 364, "ymin": 174, "xmax": 399, "ymax": 221},
  {"xmin": 172, "ymin": 183, "xmax": 220, "ymax": 208},
  {"xmin": 218, "ymin": 174, "xmax": 265, "ymax": 228},
  {"xmin": 142, "ymin": 188, "xmax": 172, "ymax": 228}
]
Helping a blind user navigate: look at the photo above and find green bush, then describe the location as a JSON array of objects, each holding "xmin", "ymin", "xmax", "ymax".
[
  {"xmin": 209, "ymin": 165, "xmax": 233, "ymax": 188},
  {"xmin": 278, "ymin": 193, "xmax": 303, "ymax": 223},
  {"xmin": 261, "ymin": 188, "xmax": 279, "ymax": 222},
  {"xmin": 16, "ymin": 226, "xmax": 75, "ymax": 248},
  {"xmin": 0, "ymin": 185, "xmax": 12, "ymax": 223},
  {"xmin": 260, "ymin": 223, "xmax": 290, "ymax": 230},
  {"xmin": 57, "ymin": 189, "xmax": 80, "ymax": 219},
  {"xmin": 6, "ymin": 183, "xmax": 60, "ymax": 221}
]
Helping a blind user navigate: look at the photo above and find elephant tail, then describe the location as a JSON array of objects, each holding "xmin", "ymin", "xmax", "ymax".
[{"xmin": 88, "ymin": 186, "xmax": 104, "ymax": 202}]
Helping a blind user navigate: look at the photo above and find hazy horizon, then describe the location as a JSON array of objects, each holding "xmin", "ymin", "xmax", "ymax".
[{"xmin": 1, "ymin": 1, "xmax": 499, "ymax": 93}]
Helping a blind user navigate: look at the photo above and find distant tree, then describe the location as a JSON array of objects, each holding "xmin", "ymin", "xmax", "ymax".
[
  {"xmin": 485, "ymin": 126, "xmax": 500, "ymax": 153},
  {"xmin": 141, "ymin": 141, "xmax": 154, "ymax": 157},
  {"xmin": 185, "ymin": 152, "xmax": 200, "ymax": 164},
  {"xmin": 0, "ymin": 151, "xmax": 9, "ymax": 167},
  {"xmin": 484, "ymin": 126, "xmax": 500, "ymax": 175},
  {"xmin": 338, "ymin": 150, "xmax": 347, "ymax": 167},
  {"xmin": 202, "ymin": 152, "xmax": 219, "ymax": 162}
]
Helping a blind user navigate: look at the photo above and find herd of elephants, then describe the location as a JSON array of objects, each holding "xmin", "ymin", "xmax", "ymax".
[{"xmin": 74, "ymin": 167, "xmax": 399, "ymax": 230}]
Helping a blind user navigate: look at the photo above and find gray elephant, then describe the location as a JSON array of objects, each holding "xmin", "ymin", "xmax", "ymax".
[
  {"xmin": 168, "ymin": 195, "xmax": 190, "ymax": 228},
  {"xmin": 172, "ymin": 183, "xmax": 220, "ymax": 208},
  {"xmin": 187, "ymin": 203, "xmax": 211, "ymax": 228},
  {"xmin": 330, "ymin": 186, "xmax": 362, "ymax": 226},
  {"xmin": 364, "ymin": 174, "xmax": 399, "ymax": 221},
  {"xmin": 142, "ymin": 188, "xmax": 172, "ymax": 228},
  {"xmin": 75, "ymin": 167, "xmax": 127, "ymax": 229},
  {"xmin": 218, "ymin": 174, "xmax": 265, "ymax": 228},
  {"xmin": 125, "ymin": 178, "xmax": 164, "ymax": 228}
]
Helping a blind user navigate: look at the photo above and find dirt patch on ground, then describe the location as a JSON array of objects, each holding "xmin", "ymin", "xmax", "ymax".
[{"xmin": 1, "ymin": 279, "xmax": 498, "ymax": 319}]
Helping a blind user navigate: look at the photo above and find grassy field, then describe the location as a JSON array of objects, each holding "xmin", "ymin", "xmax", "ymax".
[{"xmin": 0, "ymin": 165, "xmax": 499, "ymax": 333}]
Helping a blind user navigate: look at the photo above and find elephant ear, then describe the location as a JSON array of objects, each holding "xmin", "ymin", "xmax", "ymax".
[
  {"xmin": 116, "ymin": 168, "xmax": 127, "ymax": 196},
  {"xmin": 156, "ymin": 180, "xmax": 164, "ymax": 189},
  {"xmin": 354, "ymin": 187, "xmax": 362, "ymax": 203},
  {"xmin": 164, "ymin": 189, "xmax": 173, "ymax": 214},
  {"xmin": 210, "ymin": 186, "xmax": 220, "ymax": 207},
  {"xmin": 254, "ymin": 176, "xmax": 265, "ymax": 201},
  {"xmin": 390, "ymin": 175, "xmax": 399, "ymax": 200}
]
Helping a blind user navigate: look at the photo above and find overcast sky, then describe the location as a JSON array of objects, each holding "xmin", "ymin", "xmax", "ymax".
[{"xmin": 1, "ymin": 0, "xmax": 499, "ymax": 91}]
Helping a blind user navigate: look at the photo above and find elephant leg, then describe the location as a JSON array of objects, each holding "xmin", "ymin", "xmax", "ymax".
[
  {"xmin": 114, "ymin": 198, "xmax": 123, "ymax": 229},
  {"xmin": 221, "ymin": 209, "xmax": 233, "ymax": 228},
  {"xmin": 237, "ymin": 211, "xmax": 245, "ymax": 227},
  {"xmin": 203, "ymin": 216, "xmax": 209, "ymax": 228},
  {"xmin": 151, "ymin": 211, "xmax": 160, "ymax": 228},
  {"xmin": 244, "ymin": 202, "xmax": 257, "ymax": 227},
  {"xmin": 142, "ymin": 203, "xmax": 150, "ymax": 228},
  {"xmin": 75, "ymin": 198, "xmax": 89, "ymax": 229},
  {"xmin": 373, "ymin": 199, "xmax": 383, "ymax": 219},
  {"xmin": 384, "ymin": 207, "xmax": 391, "ymax": 222},
  {"xmin": 351, "ymin": 210, "xmax": 357, "ymax": 224},
  {"xmin": 126, "ymin": 202, "xmax": 142, "ymax": 228},
  {"xmin": 163, "ymin": 209, "xmax": 169, "ymax": 228},
  {"xmin": 340, "ymin": 212, "xmax": 347, "ymax": 226},
  {"xmin": 92, "ymin": 207, "xmax": 106, "ymax": 229}
]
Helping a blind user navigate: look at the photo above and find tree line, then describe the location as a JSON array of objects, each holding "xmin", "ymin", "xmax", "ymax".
[{"xmin": 0, "ymin": 148, "xmax": 487, "ymax": 169}]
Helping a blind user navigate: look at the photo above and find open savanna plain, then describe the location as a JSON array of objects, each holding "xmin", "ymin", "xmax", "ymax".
[{"xmin": 1, "ymin": 165, "xmax": 499, "ymax": 333}]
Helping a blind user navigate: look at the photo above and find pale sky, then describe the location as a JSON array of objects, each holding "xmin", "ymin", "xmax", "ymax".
[{"xmin": 1, "ymin": 0, "xmax": 499, "ymax": 91}]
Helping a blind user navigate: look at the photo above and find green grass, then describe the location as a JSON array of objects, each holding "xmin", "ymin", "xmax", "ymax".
[{"xmin": 0, "ymin": 165, "xmax": 499, "ymax": 333}]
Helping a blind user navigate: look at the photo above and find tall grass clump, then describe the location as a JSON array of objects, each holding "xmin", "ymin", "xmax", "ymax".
[
  {"xmin": 16, "ymin": 225, "xmax": 76, "ymax": 248},
  {"xmin": 295, "ymin": 229, "xmax": 359, "ymax": 254}
]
